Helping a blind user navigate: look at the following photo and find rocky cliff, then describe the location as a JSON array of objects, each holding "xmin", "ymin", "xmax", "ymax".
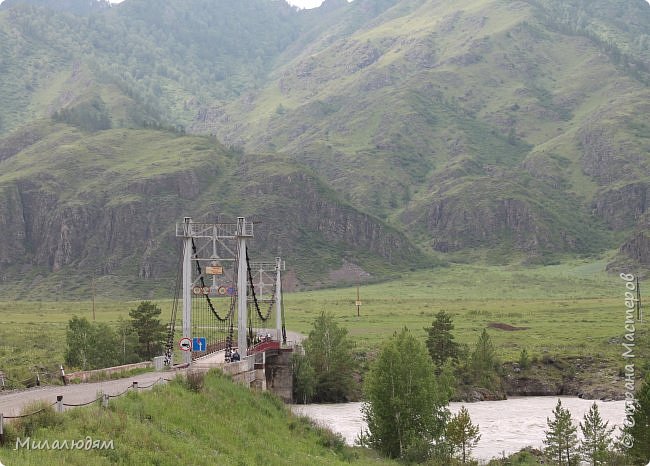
[{"xmin": 0, "ymin": 127, "xmax": 423, "ymax": 297}]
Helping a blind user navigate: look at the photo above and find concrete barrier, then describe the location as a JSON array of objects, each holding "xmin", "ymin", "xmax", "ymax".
[{"xmin": 66, "ymin": 361, "xmax": 153, "ymax": 383}]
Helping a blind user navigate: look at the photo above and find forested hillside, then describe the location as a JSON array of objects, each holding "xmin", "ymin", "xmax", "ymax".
[{"xmin": 0, "ymin": 0, "xmax": 648, "ymax": 296}]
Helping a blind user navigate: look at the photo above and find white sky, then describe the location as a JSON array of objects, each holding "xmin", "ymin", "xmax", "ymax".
[
  {"xmin": 0, "ymin": 0, "xmax": 329, "ymax": 7},
  {"xmin": 108, "ymin": 0, "xmax": 327, "ymax": 7}
]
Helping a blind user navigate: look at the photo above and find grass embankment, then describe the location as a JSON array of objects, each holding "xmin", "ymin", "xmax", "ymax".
[{"xmin": 0, "ymin": 370, "xmax": 392, "ymax": 466}]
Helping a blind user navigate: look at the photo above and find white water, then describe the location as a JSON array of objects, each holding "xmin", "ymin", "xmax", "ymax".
[{"xmin": 292, "ymin": 397, "xmax": 627, "ymax": 462}]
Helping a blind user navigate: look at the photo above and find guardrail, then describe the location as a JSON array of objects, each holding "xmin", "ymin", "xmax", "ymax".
[
  {"xmin": 0, "ymin": 377, "xmax": 175, "ymax": 443},
  {"xmin": 65, "ymin": 361, "xmax": 153, "ymax": 383}
]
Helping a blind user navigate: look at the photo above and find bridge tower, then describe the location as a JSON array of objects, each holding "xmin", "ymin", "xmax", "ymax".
[
  {"xmin": 249, "ymin": 257, "xmax": 286, "ymax": 343},
  {"xmin": 177, "ymin": 217, "xmax": 253, "ymax": 365}
]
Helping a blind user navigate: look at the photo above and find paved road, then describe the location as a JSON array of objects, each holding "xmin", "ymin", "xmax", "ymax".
[{"xmin": 0, "ymin": 369, "xmax": 183, "ymax": 417}]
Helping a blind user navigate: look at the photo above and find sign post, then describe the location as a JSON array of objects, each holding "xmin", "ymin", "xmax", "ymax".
[
  {"xmin": 192, "ymin": 337, "xmax": 206, "ymax": 352},
  {"xmin": 179, "ymin": 337, "xmax": 192, "ymax": 352}
]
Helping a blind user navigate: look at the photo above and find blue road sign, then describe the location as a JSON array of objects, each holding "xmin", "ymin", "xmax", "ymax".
[{"xmin": 192, "ymin": 337, "xmax": 206, "ymax": 352}]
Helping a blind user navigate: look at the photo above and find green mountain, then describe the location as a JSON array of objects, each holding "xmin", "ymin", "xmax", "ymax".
[{"xmin": 0, "ymin": 0, "xmax": 648, "ymax": 296}]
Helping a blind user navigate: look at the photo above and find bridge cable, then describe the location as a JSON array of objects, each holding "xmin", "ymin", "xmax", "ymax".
[
  {"xmin": 164, "ymin": 241, "xmax": 184, "ymax": 366},
  {"xmin": 245, "ymin": 249, "xmax": 275, "ymax": 322}
]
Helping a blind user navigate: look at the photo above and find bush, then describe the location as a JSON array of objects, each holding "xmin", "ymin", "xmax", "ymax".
[
  {"xmin": 183, "ymin": 370, "xmax": 205, "ymax": 392},
  {"xmin": 14, "ymin": 400, "xmax": 61, "ymax": 437},
  {"xmin": 518, "ymin": 349, "xmax": 531, "ymax": 370},
  {"xmin": 0, "ymin": 420, "xmax": 19, "ymax": 447}
]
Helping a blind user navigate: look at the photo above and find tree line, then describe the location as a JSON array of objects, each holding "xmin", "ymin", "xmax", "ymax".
[
  {"xmin": 64, "ymin": 301, "xmax": 166, "ymax": 370},
  {"xmin": 294, "ymin": 310, "xmax": 650, "ymax": 464}
]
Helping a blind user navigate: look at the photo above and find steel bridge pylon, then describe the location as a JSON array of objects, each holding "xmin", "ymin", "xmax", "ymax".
[{"xmin": 175, "ymin": 217, "xmax": 284, "ymax": 366}]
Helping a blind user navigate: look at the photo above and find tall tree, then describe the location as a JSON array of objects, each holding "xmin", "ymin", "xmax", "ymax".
[
  {"xmin": 303, "ymin": 311, "xmax": 355, "ymax": 402},
  {"xmin": 544, "ymin": 399, "xmax": 579, "ymax": 466},
  {"xmin": 446, "ymin": 405, "xmax": 481, "ymax": 464},
  {"xmin": 580, "ymin": 402, "xmax": 614, "ymax": 465},
  {"xmin": 622, "ymin": 372, "xmax": 650, "ymax": 464},
  {"xmin": 129, "ymin": 301, "xmax": 166, "ymax": 360},
  {"xmin": 425, "ymin": 310, "xmax": 460, "ymax": 369},
  {"xmin": 64, "ymin": 316, "xmax": 121, "ymax": 370},
  {"xmin": 470, "ymin": 328, "xmax": 499, "ymax": 389},
  {"xmin": 64, "ymin": 315, "xmax": 93, "ymax": 370},
  {"xmin": 291, "ymin": 351, "xmax": 316, "ymax": 404},
  {"xmin": 362, "ymin": 327, "xmax": 449, "ymax": 459}
]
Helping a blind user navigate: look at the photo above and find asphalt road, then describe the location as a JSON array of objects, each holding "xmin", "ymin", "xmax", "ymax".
[
  {"xmin": 0, "ymin": 329, "xmax": 304, "ymax": 418},
  {"xmin": 0, "ymin": 369, "xmax": 183, "ymax": 417}
]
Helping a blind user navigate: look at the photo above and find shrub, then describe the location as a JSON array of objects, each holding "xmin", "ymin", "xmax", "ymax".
[
  {"xmin": 183, "ymin": 370, "xmax": 205, "ymax": 392},
  {"xmin": 15, "ymin": 400, "xmax": 61, "ymax": 437}
]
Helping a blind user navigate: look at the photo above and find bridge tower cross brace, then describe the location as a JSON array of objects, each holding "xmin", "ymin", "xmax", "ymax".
[{"xmin": 178, "ymin": 216, "xmax": 253, "ymax": 365}]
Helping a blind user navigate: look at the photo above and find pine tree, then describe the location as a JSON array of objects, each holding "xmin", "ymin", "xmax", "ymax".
[
  {"xmin": 544, "ymin": 399, "xmax": 579, "ymax": 465},
  {"xmin": 470, "ymin": 328, "xmax": 499, "ymax": 389},
  {"xmin": 129, "ymin": 301, "xmax": 167, "ymax": 359},
  {"xmin": 425, "ymin": 310, "xmax": 460, "ymax": 369},
  {"xmin": 446, "ymin": 406, "xmax": 481, "ymax": 464},
  {"xmin": 622, "ymin": 371, "xmax": 650, "ymax": 463},
  {"xmin": 580, "ymin": 402, "xmax": 613, "ymax": 465}
]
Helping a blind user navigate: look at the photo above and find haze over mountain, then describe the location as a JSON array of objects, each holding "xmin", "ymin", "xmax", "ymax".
[{"xmin": 0, "ymin": 0, "xmax": 648, "ymax": 297}]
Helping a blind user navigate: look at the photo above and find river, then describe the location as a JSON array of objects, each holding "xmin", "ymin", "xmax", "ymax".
[{"xmin": 291, "ymin": 397, "xmax": 626, "ymax": 462}]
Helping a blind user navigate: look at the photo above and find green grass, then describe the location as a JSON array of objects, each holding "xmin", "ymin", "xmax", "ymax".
[
  {"xmin": 284, "ymin": 260, "xmax": 649, "ymax": 368},
  {"xmin": 0, "ymin": 370, "xmax": 393, "ymax": 465},
  {"xmin": 2, "ymin": 261, "xmax": 646, "ymax": 386}
]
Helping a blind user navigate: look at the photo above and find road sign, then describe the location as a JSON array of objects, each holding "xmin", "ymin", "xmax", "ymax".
[
  {"xmin": 226, "ymin": 286, "xmax": 237, "ymax": 296},
  {"xmin": 206, "ymin": 266, "xmax": 223, "ymax": 275},
  {"xmin": 179, "ymin": 337, "xmax": 192, "ymax": 352},
  {"xmin": 193, "ymin": 337, "xmax": 206, "ymax": 352},
  {"xmin": 355, "ymin": 300, "xmax": 362, "ymax": 306},
  {"xmin": 217, "ymin": 286, "xmax": 227, "ymax": 296}
]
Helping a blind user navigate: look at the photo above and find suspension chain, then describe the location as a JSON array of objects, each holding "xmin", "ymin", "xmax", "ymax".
[
  {"xmin": 191, "ymin": 239, "xmax": 234, "ymax": 322},
  {"xmin": 245, "ymin": 249, "xmax": 275, "ymax": 322}
]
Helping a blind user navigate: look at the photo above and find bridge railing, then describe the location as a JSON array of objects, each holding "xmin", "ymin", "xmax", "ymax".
[{"xmin": 246, "ymin": 340, "xmax": 280, "ymax": 356}]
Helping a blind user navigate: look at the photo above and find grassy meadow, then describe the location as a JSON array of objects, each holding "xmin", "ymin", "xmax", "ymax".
[
  {"xmin": 0, "ymin": 259, "xmax": 647, "ymax": 384},
  {"xmin": 289, "ymin": 260, "xmax": 647, "ymax": 363}
]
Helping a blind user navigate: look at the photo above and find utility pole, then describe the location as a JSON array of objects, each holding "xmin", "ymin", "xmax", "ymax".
[
  {"xmin": 637, "ymin": 276, "xmax": 642, "ymax": 322},
  {"xmin": 91, "ymin": 272, "xmax": 96, "ymax": 321},
  {"xmin": 355, "ymin": 276, "xmax": 361, "ymax": 317}
]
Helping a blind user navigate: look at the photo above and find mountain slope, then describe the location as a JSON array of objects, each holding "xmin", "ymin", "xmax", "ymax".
[
  {"xmin": 204, "ymin": 0, "xmax": 648, "ymax": 259},
  {"xmin": 0, "ymin": 123, "xmax": 424, "ymax": 297},
  {"xmin": 0, "ymin": 0, "xmax": 648, "ymax": 295}
]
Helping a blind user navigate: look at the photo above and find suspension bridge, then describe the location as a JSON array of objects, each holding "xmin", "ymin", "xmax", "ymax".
[{"xmin": 163, "ymin": 217, "xmax": 295, "ymax": 400}]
